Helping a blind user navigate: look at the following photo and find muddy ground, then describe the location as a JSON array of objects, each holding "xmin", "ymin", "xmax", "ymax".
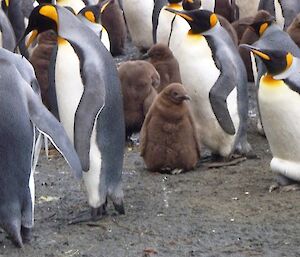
[{"xmin": 2, "ymin": 43, "xmax": 300, "ymax": 257}]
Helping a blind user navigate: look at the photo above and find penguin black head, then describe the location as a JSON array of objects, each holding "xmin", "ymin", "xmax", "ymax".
[
  {"xmin": 37, "ymin": 0, "xmax": 52, "ymax": 3},
  {"xmin": 168, "ymin": 0, "xmax": 182, "ymax": 4},
  {"xmin": 15, "ymin": 4, "xmax": 59, "ymax": 51},
  {"xmin": 248, "ymin": 10, "xmax": 275, "ymax": 37},
  {"xmin": 163, "ymin": 83, "xmax": 191, "ymax": 105},
  {"xmin": 78, "ymin": 0, "xmax": 112, "ymax": 24},
  {"xmin": 182, "ymin": 0, "xmax": 200, "ymax": 11},
  {"xmin": 165, "ymin": 8, "xmax": 218, "ymax": 34},
  {"xmin": 240, "ymin": 44, "xmax": 293, "ymax": 76}
]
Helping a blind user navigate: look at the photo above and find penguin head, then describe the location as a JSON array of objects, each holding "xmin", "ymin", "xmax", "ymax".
[
  {"xmin": 78, "ymin": 0, "xmax": 112, "ymax": 24},
  {"xmin": 240, "ymin": 44, "xmax": 293, "ymax": 76},
  {"xmin": 145, "ymin": 43, "xmax": 174, "ymax": 61},
  {"xmin": 163, "ymin": 83, "xmax": 191, "ymax": 105},
  {"xmin": 248, "ymin": 10, "xmax": 275, "ymax": 37},
  {"xmin": 16, "ymin": 4, "xmax": 59, "ymax": 50},
  {"xmin": 168, "ymin": 0, "xmax": 182, "ymax": 4},
  {"xmin": 182, "ymin": 0, "xmax": 200, "ymax": 11},
  {"xmin": 165, "ymin": 8, "xmax": 218, "ymax": 34}
]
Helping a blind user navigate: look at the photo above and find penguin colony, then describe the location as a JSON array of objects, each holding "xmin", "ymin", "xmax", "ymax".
[{"xmin": 1, "ymin": 0, "xmax": 300, "ymax": 248}]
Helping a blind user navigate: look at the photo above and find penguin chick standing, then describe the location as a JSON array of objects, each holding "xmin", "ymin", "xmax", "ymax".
[
  {"xmin": 241, "ymin": 45, "xmax": 300, "ymax": 191},
  {"xmin": 21, "ymin": 4, "xmax": 125, "ymax": 221},
  {"xmin": 0, "ymin": 53, "xmax": 82, "ymax": 247},
  {"xmin": 167, "ymin": 8, "xmax": 251, "ymax": 158},
  {"xmin": 99, "ymin": 0, "xmax": 126, "ymax": 56},
  {"xmin": 144, "ymin": 43, "xmax": 182, "ymax": 93},
  {"xmin": 140, "ymin": 83, "xmax": 200, "ymax": 173},
  {"xmin": 118, "ymin": 60, "xmax": 159, "ymax": 140}
]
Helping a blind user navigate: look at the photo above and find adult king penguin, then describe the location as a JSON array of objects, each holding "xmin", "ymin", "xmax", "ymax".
[
  {"xmin": 0, "ymin": 6, "xmax": 15, "ymax": 51},
  {"xmin": 241, "ymin": 45, "xmax": 300, "ymax": 191},
  {"xmin": 20, "ymin": 3, "xmax": 125, "ymax": 221},
  {"xmin": 77, "ymin": 4, "xmax": 110, "ymax": 51},
  {"xmin": 166, "ymin": 8, "xmax": 251, "ymax": 159},
  {"xmin": 0, "ymin": 49, "xmax": 82, "ymax": 247}
]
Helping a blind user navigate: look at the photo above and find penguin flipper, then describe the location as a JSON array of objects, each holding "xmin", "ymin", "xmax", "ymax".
[
  {"xmin": 25, "ymin": 84, "xmax": 83, "ymax": 179},
  {"xmin": 152, "ymin": 0, "xmax": 167, "ymax": 43},
  {"xmin": 284, "ymin": 76, "xmax": 300, "ymax": 94},
  {"xmin": 0, "ymin": 9, "xmax": 16, "ymax": 52},
  {"xmin": 73, "ymin": 70, "xmax": 105, "ymax": 172},
  {"xmin": 209, "ymin": 65, "xmax": 236, "ymax": 135}
]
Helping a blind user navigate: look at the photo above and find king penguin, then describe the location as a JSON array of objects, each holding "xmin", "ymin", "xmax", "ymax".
[
  {"xmin": 166, "ymin": 8, "xmax": 251, "ymax": 158},
  {"xmin": 77, "ymin": 3, "xmax": 110, "ymax": 51},
  {"xmin": 0, "ymin": 48, "xmax": 82, "ymax": 247},
  {"xmin": 123, "ymin": 0, "xmax": 154, "ymax": 51},
  {"xmin": 241, "ymin": 45, "xmax": 300, "ymax": 191},
  {"xmin": 20, "ymin": 3, "xmax": 125, "ymax": 221},
  {"xmin": 0, "ymin": 5, "xmax": 15, "ymax": 51}
]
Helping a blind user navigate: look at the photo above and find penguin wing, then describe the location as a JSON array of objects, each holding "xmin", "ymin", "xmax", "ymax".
[
  {"xmin": 25, "ymin": 84, "xmax": 83, "ymax": 179},
  {"xmin": 152, "ymin": 0, "xmax": 168, "ymax": 43},
  {"xmin": 0, "ymin": 9, "xmax": 16, "ymax": 52},
  {"xmin": 209, "ymin": 61, "xmax": 236, "ymax": 135},
  {"xmin": 284, "ymin": 74, "xmax": 300, "ymax": 94},
  {"xmin": 74, "ymin": 65, "xmax": 106, "ymax": 172},
  {"xmin": 48, "ymin": 44, "xmax": 60, "ymax": 120}
]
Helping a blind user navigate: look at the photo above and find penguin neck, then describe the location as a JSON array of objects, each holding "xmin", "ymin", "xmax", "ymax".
[
  {"xmin": 201, "ymin": 22, "xmax": 221, "ymax": 36},
  {"xmin": 261, "ymin": 74, "xmax": 284, "ymax": 87},
  {"xmin": 78, "ymin": 16, "xmax": 103, "ymax": 37},
  {"xmin": 167, "ymin": 3, "xmax": 182, "ymax": 10},
  {"xmin": 157, "ymin": 97, "xmax": 187, "ymax": 121},
  {"xmin": 273, "ymin": 57, "xmax": 300, "ymax": 80}
]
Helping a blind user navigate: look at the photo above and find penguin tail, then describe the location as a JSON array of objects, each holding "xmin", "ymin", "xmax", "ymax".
[{"xmin": 2, "ymin": 219, "xmax": 23, "ymax": 248}]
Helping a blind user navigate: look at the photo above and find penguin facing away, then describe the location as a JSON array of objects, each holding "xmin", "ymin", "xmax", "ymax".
[
  {"xmin": 77, "ymin": 3, "xmax": 111, "ymax": 51},
  {"xmin": 99, "ymin": 0, "xmax": 127, "ymax": 56},
  {"xmin": 0, "ymin": 52, "xmax": 82, "ymax": 247},
  {"xmin": 118, "ymin": 60, "xmax": 159, "ymax": 140},
  {"xmin": 140, "ymin": 83, "xmax": 201, "ymax": 173},
  {"xmin": 144, "ymin": 43, "xmax": 182, "ymax": 93},
  {"xmin": 21, "ymin": 4, "xmax": 125, "ymax": 221},
  {"xmin": 166, "ymin": 8, "xmax": 251, "ymax": 158},
  {"xmin": 241, "ymin": 44, "xmax": 300, "ymax": 191}
]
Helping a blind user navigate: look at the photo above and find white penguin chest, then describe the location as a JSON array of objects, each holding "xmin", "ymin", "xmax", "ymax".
[
  {"xmin": 259, "ymin": 76, "xmax": 300, "ymax": 161},
  {"xmin": 123, "ymin": 0, "xmax": 153, "ymax": 49},
  {"xmin": 55, "ymin": 40, "xmax": 84, "ymax": 144},
  {"xmin": 101, "ymin": 28, "xmax": 110, "ymax": 51}
]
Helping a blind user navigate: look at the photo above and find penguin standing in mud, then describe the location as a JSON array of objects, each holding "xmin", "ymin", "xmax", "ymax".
[
  {"xmin": 21, "ymin": 3, "xmax": 125, "ymax": 221},
  {"xmin": 123, "ymin": 0, "xmax": 154, "ymax": 51},
  {"xmin": 0, "ymin": 48, "xmax": 82, "ymax": 247},
  {"xmin": 241, "ymin": 45, "xmax": 300, "ymax": 192},
  {"xmin": 140, "ymin": 83, "xmax": 201, "ymax": 173},
  {"xmin": 166, "ymin": 8, "xmax": 251, "ymax": 159},
  {"xmin": 77, "ymin": 4, "xmax": 110, "ymax": 51}
]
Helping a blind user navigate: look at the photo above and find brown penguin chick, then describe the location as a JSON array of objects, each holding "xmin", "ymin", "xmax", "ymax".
[
  {"xmin": 231, "ymin": 16, "xmax": 254, "ymax": 44},
  {"xmin": 145, "ymin": 43, "xmax": 182, "ymax": 93},
  {"xmin": 118, "ymin": 60, "xmax": 160, "ymax": 140},
  {"xmin": 99, "ymin": 0, "xmax": 127, "ymax": 56},
  {"xmin": 140, "ymin": 83, "xmax": 201, "ymax": 173},
  {"xmin": 218, "ymin": 15, "xmax": 239, "ymax": 46},
  {"xmin": 29, "ymin": 30, "xmax": 57, "ymax": 108},
  {"xmin": 287, "ymin": 13, "xmax": 300, "ymax": 48}
]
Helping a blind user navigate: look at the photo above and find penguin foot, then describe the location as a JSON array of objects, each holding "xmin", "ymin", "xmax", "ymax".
[
  {"xmin": 199, "ymin": 155, "xmax": 247, "ymax": 169},
  {"xmin": 113, "ymin": 201, "xmax": 125, "ymax": 215},
  {"xmin": 68, "ymin": 206, "xmax": 107, "ymax": 224},
  {"xmin": 269, "ymin": 174, "xmax": 300, "ymax": 192},
  {"xmin": 170, "ymin": 169, "xmax": 183, "ymax": 175},
  {"xmin": 21, "ymin": 226, "xmax": 32, "ymax": 244}
]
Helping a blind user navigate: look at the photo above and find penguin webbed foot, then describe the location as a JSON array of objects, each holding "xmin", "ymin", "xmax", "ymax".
[
  {"xmin": 269, "ymin": 175, "xmax": 300, "ymax": 192},
  {"xmin": 113, "ymin": 201, "xmax": 125, "ymax": 215},
  {"xmin": 21, "ymin": 226, "xmax": 32, "ymax": 244},
  {"xmin": 68, "ymin": 205, "xmax": 107, "ymax": 225}
]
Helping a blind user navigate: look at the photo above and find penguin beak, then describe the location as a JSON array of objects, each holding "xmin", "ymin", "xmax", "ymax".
[
  {"xmin": 26, "ymin": 30, "xmax": 38, "ymax": 48},
  {"xmin": 179, "ymin": 94, "xmax": 191, "ymax": 101},
  {"xmin": 165, "ymin": 8, "xmax": 194, "ymax": 22},
  {"xmin": 141, "ymin": 52, "xmax": 150, "ymax": 60},
  {"xmin": 239, "ymin": 44, "xmax": 270, "ymax": 61}
]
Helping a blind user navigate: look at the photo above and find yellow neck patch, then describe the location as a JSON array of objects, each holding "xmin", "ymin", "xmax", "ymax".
[
  {"xmin": 286, "ymin": 52, "xmax": 293, "ymax": 70},
  {"xmin": 57, "ymin": 36, "xmax": 68, "ymax": 45},
  {"xmin": 167, "ymin": 3, "xmax": 182, "ymax": 10},
  {"xmin": 261, "ymin": 74, "xmax": 283, "ymax": 87},
  {"xmin": 39, "ymin": 5, "xmax": 58, "ymax": 24},
  {"xmin": 84, "ymin": 11, "xmax": 96, "ymax": 23},
  {"xmin": 187, "ymin": 29, "xmax": 204, "ymax": 41},
  {"xmin": 259, "ymin": 22, "xmax": 268, "ymax": 36},
  {"xmin": 210, "ymin": 14, "xmax": 218, "ymax": 27}
]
